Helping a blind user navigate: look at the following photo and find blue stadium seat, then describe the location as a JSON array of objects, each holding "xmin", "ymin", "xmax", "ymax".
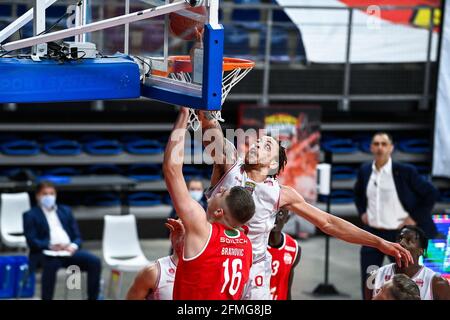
[
  {"xmin": 231, "ymin": 0, "xmax": 262, "ymax": 29},
  {"xmin": 85, "ymin": 164, "xmax": 122, "ymax": 175},
  {"xmin": 271, "ymin": 0, "xmax": 291, "ymax": 22},
  {"xmin": 224, "ymin": 25, "xmax": 251, "ymax": 57},
  {"xmin": 46, "ymin": 5, "xmax": 67, "ymax": 18},
  {"xmin": 332, "ymin": 166, "xmax": 357, "ymax": 180},
  {"xmin": 12, "ymin": 256, "xmax": 35, "ymax": 298},
  {"xmin": 39, "ymin": 167, "xmax": 79, "ymax": 184},
  {"xmin": 127, "ymin": 164, "xmax": 162, "ymax": 181},
  {"xmin": 0, "ymin": 4, "xmax": 12, "ymax": 18},
  {"xmin": 397, "ymin": 139, "xmax": 431, "ymax": 154},
  {"xmin": 0, "ymin": 140, "xmax": 40, "ymax": 156},
  {"xmin": 41, "ymin": 167, "xmax": 80, "ymax": 177},
  {"xmin": 125, "ymin": 139, "xmax": 163, "ymax": 155},
  {"xmin": 321, "ymin": 138, "xmax": 358, "ymax": 154},
  {"xmin": 127, "ymin": 192, "xmax": 162, "ymax": 206},
  {"xmin": 84, "ymin": 192, "xmax": 121, "ymax": 206},
  {"xmin": 439, "ymin": 190, "xmax": 450, "ymax": 203},
  {"xmin": 183, "ymin": 165, "xmax": 204, "ymax": 180},
  {"xmin": 259, "ymin": 27, "xmax": 290, "ymax": 62},
  {"xmin": 0, "ymin": 256, "xmax": 16, "ymax": 299},
  {"xmin": 84, "ymin": 140, "xmax": 123, "ymax": 155},
  {"xmin": 319, "ymin": 190, "xmax": 355, "ymax": 204},
  {"xmin": 42, "ymin": 140, "xmax": 82, "ymax": 156}
]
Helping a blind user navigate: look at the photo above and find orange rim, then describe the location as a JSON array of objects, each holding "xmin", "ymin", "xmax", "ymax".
[{"xmin": 151, "ymin": 56, "xmax": 255, "ymax": 77}]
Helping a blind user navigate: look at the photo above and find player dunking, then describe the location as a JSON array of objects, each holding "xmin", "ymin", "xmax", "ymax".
[
  {"xmin": 198, "ymin": 111, "xmax": 413, "ymax": 300},
  {"xmin": 164, "ymin": 107, "xmax": 256, "ymax": 300},
  {"xmin": 268, "ymin": 209, "xmax": 301, "ymax": 300},
  {"xmin": 126, "ymin": 219, "xmax": 184, "ymax": 300}
]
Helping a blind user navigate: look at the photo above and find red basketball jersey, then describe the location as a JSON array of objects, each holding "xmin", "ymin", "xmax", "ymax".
[
  {"xmin": 173, "ymin": 222, "xmax": 253, "ymax": 300},
  {"xmin": 268, "ymin": 233, "xmax": 299, "ymax": 300}
]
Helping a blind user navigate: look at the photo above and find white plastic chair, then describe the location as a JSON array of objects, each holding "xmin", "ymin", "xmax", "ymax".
[
  {"xmin": 0, "ymin": 192, "xmax": 30, "ymax": 249},
  {"xmin": 102, "ymin": 214, "xmax": 150, "ymax": 299}
]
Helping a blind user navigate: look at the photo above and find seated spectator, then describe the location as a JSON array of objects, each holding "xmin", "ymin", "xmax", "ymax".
[
  {"xmin": 372, "ymin": 274, "xmax": 421, "ymax": 300},
  {"xmin": 23, "ymin": 181, "xmax": 101, "ymax": 300}
]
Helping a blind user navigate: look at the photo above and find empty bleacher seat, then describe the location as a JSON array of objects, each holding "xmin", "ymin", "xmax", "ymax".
[
  {"xmin": 322, "ymin": 138, "xmax": 358, "ymax": 154},
  {"xmin": 224, "ymin": 25, "xmax": 251, "ymax": 57},
  {"xmin": 319, "ymin": 190, "xmax": 355, "ymax": 204},
  {"xmin": 439, "ymin": 190, "xmax": 450, "ymax": 203},
  {"xmin": 259, "ymin": 27, "xmax": 290, "ymax": 62},
  {"xmin": 0, "ymin": 140, "xmax": 40, "ymax": 156},
  {"xmin": 85, "ymin": 164, "xmax": 122, "ymax": 175},
  {"xmin": 127, "ymin": 164, "xmax": 162, "ymax": 181},
  {"xmin": 84, "ymin": 139, "xmax": 123, "ymax": 155},
  {"xmin": 125, "ymin": 139, "xmax": 163, "ymax": 155},
  {"xmin": 183, "ymin": 166, "xmax": 204, "ymax": 180},
  {"xmin": 332, "ymin": 166, "xmax": 357, "ymax": 180},
  {"xmin": 42, "ymin": 140, "xmax": 82, "ymax": 156},
  {"xmin": 84, "ymin": 192, "xmax": 121, "ymax": 207},
  {"xmin": 397, "ymin": 139, "xmax": 431, "ymax": 154},
  {"xmin": 127, "ymin": 192, "xmax": 162, "ymax": 206},
  {"xmin": 231, "ymin": 0, "xmax": 262, "ymax": 29}
]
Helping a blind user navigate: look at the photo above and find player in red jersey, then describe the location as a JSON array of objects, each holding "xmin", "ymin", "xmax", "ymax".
[
  {"xmin": 268, "ymin": 209, "xmax": 301, "ymax": 300},
  {"xmin": 163, "ymin": 107, "xmax": 256, "ymax": 300}
]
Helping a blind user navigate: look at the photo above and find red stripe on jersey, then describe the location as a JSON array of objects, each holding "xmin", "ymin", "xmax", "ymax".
[
  {"xmin": 173, "ymin": 222, "xmax": 253, "ymax": 300},
  {"xmin": 268, "ymin": 233, "xmax": 299, "ymax": 300}
]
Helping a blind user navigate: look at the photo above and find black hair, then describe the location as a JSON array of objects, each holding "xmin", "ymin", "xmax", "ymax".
[
  {"xmin": 275, "ymin": 141, "xmax": 287, "ymax": 177},
  {"xmin": 399, "ymin": 225, "xmax": 429, "ymax": 251},
  {"xmin": 372, "ymin": 132, "xmax": 394, "ymax": 145}
]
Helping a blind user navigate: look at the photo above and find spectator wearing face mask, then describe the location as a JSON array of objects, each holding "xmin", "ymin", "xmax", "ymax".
[
  {"xmin": 23, "ymin": 181, "xmax": 101, "ymax": 300},
  {"xmin": 169, "ymin": 178, "xmax": 206, "ymax": 219}
]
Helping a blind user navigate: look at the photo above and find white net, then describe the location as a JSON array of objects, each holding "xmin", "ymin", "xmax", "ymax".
[{"xmin": 169, "ymin": 65, "xmax": 253, "ymax": 131}]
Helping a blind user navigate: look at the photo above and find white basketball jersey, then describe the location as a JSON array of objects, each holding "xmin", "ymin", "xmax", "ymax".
[
  {"xmin": 373, "ymin": 263, "xmax": 436, "ymax": 300},
  {"xmin": 147, "ymin": 256, "xmax": 176, "ymax": 300},
  {"xmin": 206, "ymin": 158, "xmax": 281, "ymax": 261}
]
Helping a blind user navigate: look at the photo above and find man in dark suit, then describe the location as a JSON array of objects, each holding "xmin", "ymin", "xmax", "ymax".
[
  {"xmin": 354, "ymin": 132, "xmax": 439, "ymax": 299},
  {"xmin": 23, "ymin": 181, "xmax": 101, "ymax": 300}
]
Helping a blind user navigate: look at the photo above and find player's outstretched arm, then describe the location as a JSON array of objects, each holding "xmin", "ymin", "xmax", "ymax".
[
  {"xmin": 126, "ymin": 265, "xmax": 157, "ymax": 300},
  {"xmin": 279, "ymin": 185, "xmax": 413, "ymax": 268},
  {"xmin": 163, "ymin": 108, "xmax": 208, "ymax": 235}
]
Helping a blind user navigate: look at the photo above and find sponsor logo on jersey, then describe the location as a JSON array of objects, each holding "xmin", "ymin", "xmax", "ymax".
[
  {"xmin": 224, "ymin": 229, "xmax": 240, "ymax": 238},
  {"xmin": 220, "ymin": 237, "xmax": 248, "ymax": 245},
  {"xmin": 169, "ymin": 268, "xmax": 176, "ymax": 274},
  {"xmin": 283, "ymin": 253, "xmax": 293, "ymax": 265},
  {"xmin": 244, "ymin": 181, "xmax": 256, "ymax": 194}
]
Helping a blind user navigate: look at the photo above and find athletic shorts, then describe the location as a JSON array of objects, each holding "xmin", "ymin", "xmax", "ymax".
[{"xmin": 242, "ymin": 253, "xmax": 272, "ymax": 300}]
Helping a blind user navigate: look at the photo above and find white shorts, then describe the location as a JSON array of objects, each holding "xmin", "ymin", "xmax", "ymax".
[{"xmin": 242, "ymin": 254, "xmax": 272, "ymax": 300}]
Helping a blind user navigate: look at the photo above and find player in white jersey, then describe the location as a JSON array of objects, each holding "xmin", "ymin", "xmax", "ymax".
[
  {"xmin": 126, "ymin": 219, "xmax": 184, "ymax": 300},
  {"xmin": 368, "ymin": 225, "xmax": 450, "ymax": 300},
  {"xmin": 198, "ymin": 111, "xmax": 413, "ymax": 300}
]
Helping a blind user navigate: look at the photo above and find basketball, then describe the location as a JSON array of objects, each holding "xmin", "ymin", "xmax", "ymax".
[{"xmin": 169, "ymin": 6, "xmax": 207, "ymax": 41}]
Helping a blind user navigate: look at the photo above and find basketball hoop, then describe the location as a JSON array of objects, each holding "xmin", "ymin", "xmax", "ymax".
[{"xmin": 152, "ymin": 56, "xmax": 255, "ymax": 131}]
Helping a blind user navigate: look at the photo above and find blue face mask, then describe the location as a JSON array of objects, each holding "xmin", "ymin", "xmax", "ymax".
[
  {"xmin": 189, "ymin": 190, "xmax": 203, "ymax": 202},
  {"xmin": 40, "ymin": 195, "xmax": 56, "ymax": 209}
]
